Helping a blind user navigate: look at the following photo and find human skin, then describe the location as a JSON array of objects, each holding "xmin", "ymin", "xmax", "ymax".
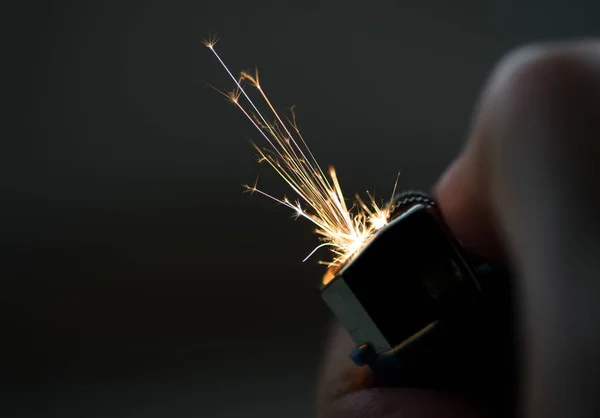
[{"xmin": 316, "ymin": 40, "xmax": 600, "ymax": 418}]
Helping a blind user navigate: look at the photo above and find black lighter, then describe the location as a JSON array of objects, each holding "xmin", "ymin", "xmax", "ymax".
[{"xmin": 320, "ymin": 191, "xmax": 518, "ymax": 414}]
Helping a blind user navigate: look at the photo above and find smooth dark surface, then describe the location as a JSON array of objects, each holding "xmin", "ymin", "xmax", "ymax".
[
  {"xmin": 363, "ymin": 259, "xmax": 518, "ymax": 417},
  {"xmin": 3, "ymin": 1, "xmax": 599, "ymax": 417},
  {"xmin": 342, "ymin": 208, "xmax": 458, "ymax": 347}
]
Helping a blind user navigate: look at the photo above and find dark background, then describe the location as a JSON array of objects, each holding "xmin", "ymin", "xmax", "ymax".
[{"xmin": 3, "ymin": 1, "xmax": 598, "ymax": 417}]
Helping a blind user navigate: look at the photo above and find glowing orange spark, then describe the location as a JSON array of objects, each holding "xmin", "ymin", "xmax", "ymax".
[
  {"xmin": 202, "ymin": 34, "xmax": 219, "ymax": 49},
  {"xmin": 207, "ymin": 42, "xmax": 399, "ymax": 267}
]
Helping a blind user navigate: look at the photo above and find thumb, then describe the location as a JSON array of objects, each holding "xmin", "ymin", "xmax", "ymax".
[{"xmin": 434, "ymin": 41, "xmax": 600, "ymax": 418}]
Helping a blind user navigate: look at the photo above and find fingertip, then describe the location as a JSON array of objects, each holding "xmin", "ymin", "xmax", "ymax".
[
  {"xmin": 316, "ymin": 324, "xmax": 375, "ymax": 413},
  {"xmin": 433, "ymin": 151, "xmax": 505, "ymax": 261},
  {"xmin": 322, "ymin": 388, "xmax": 490, "ymax": 418}
]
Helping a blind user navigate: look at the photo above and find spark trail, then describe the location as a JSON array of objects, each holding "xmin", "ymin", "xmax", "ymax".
[{"xmin": 205, "ymin": 37, "xmax": 398, "ymax": 267}]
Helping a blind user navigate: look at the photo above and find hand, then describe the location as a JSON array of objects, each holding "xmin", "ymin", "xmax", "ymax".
[{"xmin": 316, "ymin": 40, "xmax": 600, "ymax": 418}]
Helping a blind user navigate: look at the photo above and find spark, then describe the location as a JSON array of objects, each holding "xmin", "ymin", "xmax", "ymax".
[
  {"xmin": 207, "ymin": 41, "xmax": 399, "ymax": 268},
  {"xmin": 202, "ymin": 34, "xmax": 219, "ymax": 49}
]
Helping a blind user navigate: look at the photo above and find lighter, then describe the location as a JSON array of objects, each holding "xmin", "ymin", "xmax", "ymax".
[
  {"xmin": 205, "ymin": 41, "xmax": 517, "ymax": 414},
  {"xmin": 320, "ymin": 191, "xmax": 517, "ymax": 413}
]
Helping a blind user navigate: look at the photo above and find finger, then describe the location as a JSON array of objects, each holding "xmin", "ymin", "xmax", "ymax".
[
  {"xmin": 435, "ymin": 40, "xmax": 600, "ymax": 418},
  {"xmin": 316, "ymin": 323, "xmax": 489, "ymax": 418},
  {"xmin": 486, "ymin": 41, "xmax": 600, "ymax": 418},
  {"xmin": 433, "ymin": 147, "xmax": 505, "ymax": 260},
  {"xmin": 322, "ymin": 386, "xmax": 486, "ymax": 418},
  {"xmin": 315, "ymin": 323, "xmax": 374, "ymax": 414}
]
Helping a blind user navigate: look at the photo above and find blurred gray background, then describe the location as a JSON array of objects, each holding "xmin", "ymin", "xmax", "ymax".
[{"xmin": 3, "ymin": 1, "xmax": 598, "ymax": 417}]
